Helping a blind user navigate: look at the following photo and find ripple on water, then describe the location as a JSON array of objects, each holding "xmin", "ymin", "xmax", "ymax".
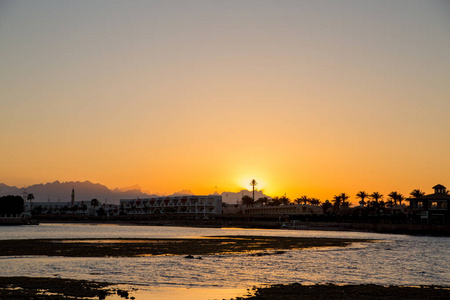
[{"xmin": 0, "ymin": 224, "xmax": 449, "ymax": 289}]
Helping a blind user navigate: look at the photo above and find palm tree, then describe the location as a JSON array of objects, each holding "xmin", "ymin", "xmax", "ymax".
[
  {"xmin": 268, "ymin": 197, "xmax": 282, "ymax": 206},
  {"xmin": 388, "ymin": 191, "xmax": 399, "ymax": 206},
  {"xmin": 386, "ymin": 198, "xmax": 394, "ymax": 208},
  {"xmin": 410, "ymin": 189, "xmax": 425, "ymax": 198},
  {"xmin": 27, "ymin": 193, "xmax": 34, "ymax": 212},
  {"xmin": 370, "ymin": 192, "xmax": 383, "ymax": 204},
  {"xmin": 369, "ymin": 192, "xmax": 383, "ymax": 212},
  {"xmin": 241, "ymin": 195, "xmax": 254, "ymax": 207},
  {"xmin": 90, "ymin": 198, "xmax": 99, "ymax": 215},
  {"xmin": 280, "ymin": 194, "xmax": 290, "ymax": 205},
  {"xmin": 295, "ymin": 195, "xmax": 309, "ymax": 205},
  {"xmin": 397, "ymin": 193, "xmax": 406, "ymax": 205},
  {"xmin": 356, "ymin": 191, "xmax": 369, "ymax": 207},
  {"xmin": 256, "ymin": 197, "xmax": 269, "ymax": 206},
  {"xmin": 332, "ymin": 195, "xmax": 342, "ymax": 213},
  {"xmin": 250, "ymin": 179, "xmax": 258, "ymax": 203},
  {"xmin": 309, "ymin": 198, "xmax": 321, "ymax": 206},
  {"xmin": 340, "ymin": 193, "xmax": 350, "ymax": 208}
]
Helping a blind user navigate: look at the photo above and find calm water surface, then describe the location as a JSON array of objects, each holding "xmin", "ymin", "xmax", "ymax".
[{"xmin": 1, "ymin": 224, "xmax": 449, "ymax": 299}]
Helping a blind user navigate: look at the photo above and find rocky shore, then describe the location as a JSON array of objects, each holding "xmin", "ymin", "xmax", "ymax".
[
  {"xmin": 2, "ymin": 278, "xmax": 450, "ymax": 300},
  {"xmin": 237, "ymin": 283, "xmax": 450, "ymax": 300},
  {"xmin": 0, "ymin": 276, "xmax": 112, "ymax": 299}
]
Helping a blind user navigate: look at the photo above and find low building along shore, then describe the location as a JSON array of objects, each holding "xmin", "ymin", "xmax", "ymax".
[
  {"xmin": 409, "ymin": 184, "xmax": 450, "ymax": 226},
  {"xmin": 242, "ymin": 203, "xmax": 322, "ymax": 216},
  {"xmin": 120, "ymin": 195, "xmax": 222, "ymax": 217}
]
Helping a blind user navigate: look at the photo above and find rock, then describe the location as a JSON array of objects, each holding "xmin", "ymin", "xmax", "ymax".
[
  {"xmin": 98, "ymin": 290, "xmax": 107, "ymax": 299},
  {"xmin": 117, "ymin": 289, "xmax": 129, "ymax": 298}
]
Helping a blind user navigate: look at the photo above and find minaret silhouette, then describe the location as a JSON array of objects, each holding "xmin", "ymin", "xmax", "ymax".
[{"xmin": 71, "ymin": 187, "xmax": 75, "ymax": 207}]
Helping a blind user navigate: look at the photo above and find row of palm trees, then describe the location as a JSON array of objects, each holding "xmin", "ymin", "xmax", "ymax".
[
  {"xmin": 241, "ymin": 188, "xmax": 429, "ymax": 211},
  {"xmin": 353, "ymin": 191, "xmax": 407, "ymax": 208}
]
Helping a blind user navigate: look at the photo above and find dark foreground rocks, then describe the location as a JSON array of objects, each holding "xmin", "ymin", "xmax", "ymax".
[
  {"xmin": 0, "ymin": 276, "xmax": 112, "ymax": 299},
  {"xmin": 238, "ymin": 283, "xmax": 450, "ymax": 300}
]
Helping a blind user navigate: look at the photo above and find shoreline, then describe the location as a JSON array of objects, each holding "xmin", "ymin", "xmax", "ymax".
[
  {"xmin": 1, "ymin": 277, "xmax": 450, "ymax": 300},
  {"xmin": 34, "ymin": 219, "xmax": 450, "ymax": 237},
  {"xmin": 2, "ymin": 232, "xmax": 448, "ymax": 299}
]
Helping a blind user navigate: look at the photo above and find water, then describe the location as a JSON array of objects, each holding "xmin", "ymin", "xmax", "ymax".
[{"xmin": 1, "ymin": 224, "xmax": 449, "ymax": 299}]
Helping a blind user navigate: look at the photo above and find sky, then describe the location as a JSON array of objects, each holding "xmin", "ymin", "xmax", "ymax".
[{"xmin": 1, "ymin": 0, "xmax": 449, "ymax": 203}]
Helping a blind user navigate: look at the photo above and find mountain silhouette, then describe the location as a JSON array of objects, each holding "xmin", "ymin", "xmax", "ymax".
[
  {"xmin": 220, "ymin": 190, "xmax": 271, "ymax": 204},
  {"xmin": 0, "ymin": 181, "xmax": 270, "ymax": 205},
  {"xmin": 0, "ymin": 181, "xmax": 157, "ymax": 205}
]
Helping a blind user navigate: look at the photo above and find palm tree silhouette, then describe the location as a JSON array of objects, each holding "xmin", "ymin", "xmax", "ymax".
[
  {"xmin": 370, "ymin": 192, "xmax": 383, "ymax": 212},
  {"xmin": 356, "ymin": 191, "xmax": 368, "ymax": 207},
  {"xmin": 280, "ymin": 194, "xmax": 290, "ymax": 205},
  {"xmin": 256, "ymin": 197, "xmax": 269, "ymax": 206},
  {"xmin": 90, "ymin": 198, "xmax": 99, "ymax": 215},
  {"xmin": 332, "ymin": 195, "xmax": 341, "ymax": 213},
  {"xmin": 241, "ymin": 195, "xmax": 254, "ymax": 207},
  {"xmin": 340, "ymin": 193, "xmax": 350, "ymax": 208},
  {"xmin": 410, "ymin": 189, "xmax": 425, "ymax": 198},
  {"xmin": 27, "ymin": 193, "xmax": 34, "ymax": 213},
  {"xmin": 309, "ymin": 198, "xmax": 321, "ymax": 206},
  {"xmin": 255, "ymin": 197, "xmax": 269, "ymax": 206},
  {"xmin": 250, "ymin": 179, "xmax": 258, "ymax": 203},
  {"xmin": 397, "ymin": 193, "xmax": 405, "ymax": 205},
  {"xmin": 370, "ymin": 192, "xmax": 383, "ymax": 204},
  {"xmin": 295, "ymin": 195, "xmax": 309, "ymax": 205},
  {"xmin": 269, "ymin": 197, "xmax": 282, "ymax": 206},
  {"xmin": 388, "ymin": 191, "xmax": 399, "ymax": 206}
]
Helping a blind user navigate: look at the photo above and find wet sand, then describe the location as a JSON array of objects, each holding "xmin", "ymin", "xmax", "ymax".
[{"xmin": 0, "ymin": 236, "xmax": 369, "ymax": 257}]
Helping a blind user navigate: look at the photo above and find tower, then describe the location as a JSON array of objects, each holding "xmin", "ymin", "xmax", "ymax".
[
  {"xmin": 433, "ymin": 184, "xmax": 447, "ymax": 194},
  {"xmin": 71, "ymin": 187, "xmax": 75, "ymax": 207}
]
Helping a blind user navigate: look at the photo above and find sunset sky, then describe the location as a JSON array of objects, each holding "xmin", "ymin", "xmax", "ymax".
[{"xmin": 1, "ymin": 0, "xmax": 449, "ymax": 203}]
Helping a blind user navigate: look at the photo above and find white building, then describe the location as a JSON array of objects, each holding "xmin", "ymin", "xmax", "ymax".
[{"xmin": 120, "ymin": 195, "xmax": 222, "ymax": 216}]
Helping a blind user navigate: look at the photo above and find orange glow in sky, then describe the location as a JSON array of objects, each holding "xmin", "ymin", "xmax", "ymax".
[{"xmin": 1, "ymin": 1, "xmax": 449, "ymax": 204}]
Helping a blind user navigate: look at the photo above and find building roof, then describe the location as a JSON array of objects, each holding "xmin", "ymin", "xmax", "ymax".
[
  {"xmin": 433, "ymin": 184, "xmax": 446, "ymax": 190},
  {"xmin": 409, "ymin": 193, "xmax": 450, "ymax": 201}
]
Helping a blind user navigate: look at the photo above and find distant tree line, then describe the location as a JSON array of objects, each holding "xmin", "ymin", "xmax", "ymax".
[{"xmin": 240, "ymin": 188, "xmax": 433, "ymax": 215}]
